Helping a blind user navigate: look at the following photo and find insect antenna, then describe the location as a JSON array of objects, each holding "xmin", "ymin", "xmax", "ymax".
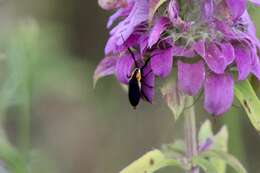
[
  {"xmin": 141, "ymin": 56, "xmax": 152, "ymax": 71},
  {"xmin": 141, "ymin": 52, "xmax": 160, "ymax": 72},
  {"xmin": 141, "ymin": 44, "xmax": 173, "ymax": 71},
  {"xmin": 120, "ymin": 33, "xmax": 138, "ymax": 68}
]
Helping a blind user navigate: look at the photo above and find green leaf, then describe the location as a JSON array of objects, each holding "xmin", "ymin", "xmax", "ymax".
[
  {"xmin": 119, "ymin": 150, "xmax": 184, "ymax": 173},
  {"xmin": 161, "ymin": 81, "xmax": 186, "ymax": 120},
  {"xmin": 161, "ymin": 140, "xmax": 185, "ymax": 159},
  {"xmin": 201, "ymin": 150, "xmax": 247, "ymax": 173},
  {"xmin": 198, "ymin": 120, "xmax": 213, "ymax": 145},
  {"xmin": 198, "ymin": 120, "xmax": 228, "ymax": 173},
  {"xmin": 168, "ymin": 140, "xmax": 185, "ymax": 153},
  {"xmin": 148, "ymin": 0, "xmax": 167, "ymax": 22},
  {"xmin": 211, "ymin": 126, "xmax": 228, "ymax": 173},
  {"xmin": 234, "ymin": 79, "xmax": 260, "ymax": 132},
  {"xmin": 213, "ymin": 126, "xmax": 228, "ymax": 152},
  {"xmin": 192, "ymin": 157, "xmax": 218, "ymax": 173}
]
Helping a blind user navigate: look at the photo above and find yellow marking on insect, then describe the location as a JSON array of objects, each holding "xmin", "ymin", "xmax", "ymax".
[{"xmin": 136, "ymin": 69, "xmax": 142, "ymax": 82}]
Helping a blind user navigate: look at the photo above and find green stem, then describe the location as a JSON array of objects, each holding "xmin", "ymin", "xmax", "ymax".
[
  {"xmin": 17, "ymin": 72, "xmax": 32, "ymax": 159},
  {"xmin": 184, "ymin": 96, "xmax": 199, "ymax": 173},
  {"xmin": 17, "ymin": 98, "xmax": 31, "ymax": 158}
]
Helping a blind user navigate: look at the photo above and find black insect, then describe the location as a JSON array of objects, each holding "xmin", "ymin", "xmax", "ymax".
[{"xmin": 122, "ymin": 37, "xmax": 154, "ymax": 109}]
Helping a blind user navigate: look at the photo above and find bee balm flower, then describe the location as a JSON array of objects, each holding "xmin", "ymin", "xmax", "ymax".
[{"xmin": 94, "ymin": 0, "xmax": 260, "ymax": 115}]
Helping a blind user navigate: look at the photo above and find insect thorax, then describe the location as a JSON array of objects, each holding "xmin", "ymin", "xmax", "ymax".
[{"xmin": 131, "ymin": 68, "xmax": 142, "ymax": 81}]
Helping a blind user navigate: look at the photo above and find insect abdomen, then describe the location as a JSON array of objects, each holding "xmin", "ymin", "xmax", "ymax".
[{"xmin": 128, "ymin": 78, "xmax": 141, "ymax": 108}]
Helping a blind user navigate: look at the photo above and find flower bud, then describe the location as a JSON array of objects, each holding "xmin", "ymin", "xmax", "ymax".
[{"xmin": 98, "ymin": 0, "xmax": 127, "ymax": 10}]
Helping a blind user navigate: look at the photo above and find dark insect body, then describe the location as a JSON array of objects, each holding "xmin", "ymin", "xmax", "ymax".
[
  {"xmin": 121, "ymin": 35, "xmax": 153, "ymax": 109},
  {"xmin": 128, "ymin": 68, "xmax": 142, "ymax": 108},
  {"xmin": 127, "ymin": 59, "xmax": 152, "ymax": 108}
]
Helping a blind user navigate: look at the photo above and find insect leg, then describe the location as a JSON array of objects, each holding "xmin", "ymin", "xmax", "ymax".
[
  {"xmin": 127, "ymin": 73, "xmax": 131, "ymax": 79},
  {"xmin": 141, "ymin": 52, "xmax": 164, "ymax": 71},
  {"xmin": 141, "ymin": 89, "xmax": 150, "ymax": 102}
]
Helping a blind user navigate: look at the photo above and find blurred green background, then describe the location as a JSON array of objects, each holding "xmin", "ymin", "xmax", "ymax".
[{"xmin": 0, "ymin": 1, "xmax": 259, "ymax": 173}]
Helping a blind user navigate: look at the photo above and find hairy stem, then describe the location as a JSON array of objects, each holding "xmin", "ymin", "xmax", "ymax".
[{"xmin": 184, "ymin": 96, "xmax": 199, "ymax": 173}]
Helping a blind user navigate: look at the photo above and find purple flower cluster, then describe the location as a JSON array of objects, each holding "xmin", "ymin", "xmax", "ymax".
[{"xmin": 94, "ymin": 0, "xmax": 260, "ymax": 116}]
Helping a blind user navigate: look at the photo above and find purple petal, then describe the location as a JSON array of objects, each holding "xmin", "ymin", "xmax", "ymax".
[
  {"xmin": 168, "ymin": 0, "xmax": 179, "ymax": 23},
  {"xmin": 214, "ymin": 19, "xmax": 234, "ymax": 37},
  {"xmin": 248, "ymin": 0, "xmax": 260, "ymax": 6},
  {"xmin": 241, "ymin": 10, "xmax": 260, "ymax": 50},
  {"xmin": 139, "ymin": 34, "xmax": 149, "ymax": 55},
  {"xmin": 252, "ymin": 60, "xmax": 260, "ymax": 80},
  {"xmin": 241, "ymin": 10, "xmax": 256, "ymax": 36},
  {"xmin": 204, "ymin": 73, "xmax": 234, "ymax": 116},
  {"xmin": 173, "ymin": 44, "xmax": 196, "ymax": 57},
  {"xmin": 204, "ymin": 43, "xmax": 227, "ymax": 74},
  {"xmin": 105, "ymin": 29, "xmax": 142, "ymax": 54},
  {"xmin": 251, "ymin": 48, "xmax": 260, "ymax": 79},
  {"xmin": 148, "ymin": 17, "xmax": 170, "ymax": 48},
  {"xmin": 107, "ymin": 9, "xmax": 124, "ymax": 28},
  {"xmin": 193, "ymin": 40, "xmax": 206, "ymax": 58},
  {"xmin": 108, "ymin": 0, "xmax": 149, "ymax": 48},
  {"xmin": 105, "ymin": 36, "xmax": 117, "ymax": 54},
  {"xmin": 141, "ymin": 63, "xmax": 155, "ymax": 103},
  {"xmin": 151, "ymin": 47, "xmax": 174, "ymax": 78},
  {"xmin": 116, "ymin": 32, "xmax": 141, "ymax": 52},
  {"xmin": 233, "ymin": 43, "xmax": 252, "ymax": 80},
  {"xmin": 177, "ymin": 60, "xmax": 205, "ymax": 96},
  {"xmin": 198, "ymin": 138, "xmax": 213, "ymax": 152},
  {"xmin": 106, "ymin": 2, "xmax": 134, "ymax": 28},
  {"xmin": 224, "ymin": 0, "xmax": 246, "ymax": 20},
  {"xmin": 115, "ymin": 54, "xmax": 134, "ymax": 84},
  {"xmin": 219, "ymin": 42, "xmax": 235, "ymax": 65},
  {"xmin": 201, "ymin": 0, "xmax": 215, "ymax": 20},
  {"xmin": 94, "ymin": 56, "xmax": 118, "ymax": 86},
  {"xmin": 98, "ymin": 0, "xmax": 127, "ymax": 10}
]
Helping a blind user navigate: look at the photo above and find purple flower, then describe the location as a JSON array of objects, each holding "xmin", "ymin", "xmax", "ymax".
[
  {"xmin": 177, "ymin": 60, "xmax": 205, "ymax": 96},
  {"xmin": 95, "ymin": 0, "xmax": 260, "ymax": 114},
  {"xmin": 148, "ymin": 17, "xmax": 170, "ymax": 48},
  {"xmin": 204, "ymin": 73, "xmax": 234, "ymax": 116},
  {"xmin": 105, "ymin": 0, "xmax": 149, "ymax": 54},
  {"xmin": 151, "ymin": 47, "xmax": 174, "ymax": 78}
]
